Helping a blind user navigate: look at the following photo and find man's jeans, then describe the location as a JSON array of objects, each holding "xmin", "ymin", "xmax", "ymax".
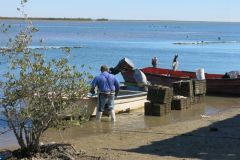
[{"xmin": 98, "ymin": 93, "xmax": 115, "ymax": 112}]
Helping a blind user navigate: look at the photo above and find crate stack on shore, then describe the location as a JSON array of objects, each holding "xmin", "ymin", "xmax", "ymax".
[
  {"xmin": 172, "ymin": 80, "xmax": 193, "ymax": 109},
  {"xmin": 171, "ymin": 95, "xmax": 189, "ymax": 110},
  {"xmin": 172, "ymin": 79, "xmax": 206, "ymax": 110},
  {"xmin": 145, "ymin": 85, "xmax": 173, "ymax": 116},
  {"xmin": 192, "ymin": 80, "xmax": 206, "ymax": 103}
]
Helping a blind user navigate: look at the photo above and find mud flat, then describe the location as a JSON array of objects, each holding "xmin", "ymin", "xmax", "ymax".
[
  {"xmin": 39, "ymin": 96, "xmax": 240, "ymax": 160},
  {"xmin": 1, "ymin": 96, "xmax": 240, "ymax": 159}
]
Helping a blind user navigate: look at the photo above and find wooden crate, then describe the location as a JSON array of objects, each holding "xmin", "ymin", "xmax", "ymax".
[
  {"xmin": 171, "ymin": 96, "xmax": 189, "ymax": 110},
  {"xmin": 173, "ymin": 80, "xmax": 194, "ymax": 98},
  {"xmin": 152, "ymin": 103, "xmax": 168, "ymax": 116},
  {"xmin": 147, "ymin": 85, "xmax": 173, "ymax": 104},
  {"xmin": 165, "ymin": 103, "xmax": 172, "ymax": 114},
  {"xmin": 193, "ymin": 80, "xmax": 206, "ymax": 95},
  {"xmin": 144, "ymin": 102, "xmax": 152, "ymax": 116},
  {"xmin": 145, "ymin": 102, "xmax": 171, "ymax": 116}
]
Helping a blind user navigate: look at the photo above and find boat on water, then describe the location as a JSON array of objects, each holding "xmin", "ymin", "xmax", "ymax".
[
  {"xmin": 121, "ymin": 67, "xmax": 240, "ymax": 95},
  {"xmin": 64, "ymin": 87, "xmax": 147, "ymax": 119},
  {"xmin": 88, "ymin": 88, "xmax": 147, "ymax": 116}
]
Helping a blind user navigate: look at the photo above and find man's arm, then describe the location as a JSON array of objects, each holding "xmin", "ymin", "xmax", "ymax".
[
  {"xmin": 114, "ymin": 78, "xmax": 120, "ymax": 98},
  {"xmin": 90, "ymin": 77, "xmax": 97, "ymax": 94}
]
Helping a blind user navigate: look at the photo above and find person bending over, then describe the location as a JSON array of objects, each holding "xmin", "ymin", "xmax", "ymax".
[{"xmin": 90, "ymin": 65, "xmax": 120, "ymax": 122}]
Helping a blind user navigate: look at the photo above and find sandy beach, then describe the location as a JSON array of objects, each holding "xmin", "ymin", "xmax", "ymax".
[{"xmin": 39, "ymin": 96, "xmax": 240, "ymax": 160}]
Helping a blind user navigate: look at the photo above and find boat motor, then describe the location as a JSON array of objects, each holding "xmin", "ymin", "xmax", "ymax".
[
  {"xmin": 110, "ymin": 58, "xmax": 135, "ymax": 75},
  {"xmin": 133, "ymin": 69, "xmax": 150, "ymax": 87}
]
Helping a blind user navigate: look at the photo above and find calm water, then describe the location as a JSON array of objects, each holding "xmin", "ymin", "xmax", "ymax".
[
  {"xmin": 1, "ymin": 20, "xmax": 240, "ymax": 148},
  {"xmin": 1, "ymin": 20, "xmax": 240, "ymax": 78}
]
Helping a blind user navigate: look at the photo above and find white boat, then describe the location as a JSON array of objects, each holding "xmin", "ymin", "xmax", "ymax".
[
  {"xmin": 62, "ymin": 87, "xmax": 147, "ymax": 120},
  {"xmin": 90, "ymin": 89, "xmax": 147, "ymax": 116}
]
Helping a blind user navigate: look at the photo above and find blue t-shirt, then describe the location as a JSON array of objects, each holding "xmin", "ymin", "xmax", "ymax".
[{"xmin": 91, "ymin": 71, "xmax": 120, "ymax": 93}]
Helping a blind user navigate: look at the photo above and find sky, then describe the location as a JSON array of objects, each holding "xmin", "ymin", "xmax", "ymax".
[{"xmin": 1, "ymin": 0, "xmax": 240, "ymax": 22}]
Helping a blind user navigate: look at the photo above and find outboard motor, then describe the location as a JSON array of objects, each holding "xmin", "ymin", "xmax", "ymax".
[
  {"xmin": 133, "ymin": 69, "xmax": 150, "ymax": 87},
  {"xmin": 110, "ymin": 58, "xmax": 135, "ymax": 75}
]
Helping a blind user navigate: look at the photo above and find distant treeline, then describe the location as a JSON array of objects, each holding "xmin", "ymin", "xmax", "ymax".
[{"xmin": 0, "ymin": 17, "xmax": 109, "ymax": 21}]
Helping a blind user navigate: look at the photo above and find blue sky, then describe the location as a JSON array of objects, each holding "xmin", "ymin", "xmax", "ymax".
[{"xmin": 1, "ymin": 0, "xmax": 240, "ymax": 22}]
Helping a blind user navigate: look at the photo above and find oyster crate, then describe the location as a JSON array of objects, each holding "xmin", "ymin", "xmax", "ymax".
[
  {"xmin": 144, "ymin": 102, "xmax": 171, "ymax": 116},
  {"xmin": 147, "ymin": 85, "xmax": 173, "ymax": 104},
  {"xmin": 193, "ymin": 80, "xmax": 206, "ymax": 95},
  {"xmin": 144, "ymin": 102, "xmax": 153, "ymax": 116},
  {"xmin": 173, "ymin": 80, "xmax": 194, "ymax": 98},
  {"xmin": 171, "ymin": 96, "xmax": 189, "ymax": 110},
  {"xmin": 152, "ymin": 103, "xmax": 166, "ymax": 116}
]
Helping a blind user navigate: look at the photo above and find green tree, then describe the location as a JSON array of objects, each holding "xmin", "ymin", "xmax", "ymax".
[{"xmin": 0, "ymin": 0, "xmax": 92, "ymax": 155}]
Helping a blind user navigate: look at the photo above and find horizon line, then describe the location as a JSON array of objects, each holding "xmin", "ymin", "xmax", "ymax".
[{"xmin": 0, "ymin": 16, "xmax": 240, "ymax": 23}]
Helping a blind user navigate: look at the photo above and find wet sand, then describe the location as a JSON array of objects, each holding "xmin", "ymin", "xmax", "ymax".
[{"xmin": 39, "ymin": 96, "xmax": 240, "ymax": 160}]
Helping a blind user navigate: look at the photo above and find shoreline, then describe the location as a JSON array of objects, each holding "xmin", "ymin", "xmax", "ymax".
[
  {"xmin": 0, "ymin": 17, "xmax": 108, "ymax": 22},
  {"xmin": 1, "ymin": 17, "xmax": 240, "ymax": 23}
]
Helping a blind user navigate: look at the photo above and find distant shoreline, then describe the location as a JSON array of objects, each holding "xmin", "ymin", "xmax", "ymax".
[
  {"xmin": 0, "ymin": 17, "xmax": 240, "ymax": 23},
  {"xmin": 0, "ymin": 17, "xmax": 108, "ymax": 21}
]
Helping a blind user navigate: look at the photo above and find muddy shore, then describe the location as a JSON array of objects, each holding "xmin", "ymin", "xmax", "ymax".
[
  {"xmin": 1, "ymin": 96, "xmax": 240, "ymax": 159},
  {"xmin": 41, "ymin": 96, "xmax": 240, "ymax": 160}
]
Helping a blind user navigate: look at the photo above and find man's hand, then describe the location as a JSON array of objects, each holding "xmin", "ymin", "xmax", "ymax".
[{"xmin": 90, "ymin": 87, "xmax": 95, "ymax": 95}]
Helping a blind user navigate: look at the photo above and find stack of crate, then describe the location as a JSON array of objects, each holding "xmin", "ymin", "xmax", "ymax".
[
  {"xmin": 172, "ymin": 80, "xmax": 194, "ymax": 105},
  {"xmin": 145, "ymin": 85, "xmax": 173, "ymax": 116},
  {"xmin": 192, "ymin": 80, "xmax": 206, "ymax": 104},
  {"xmin": 171, "ymin": 95, "xmax": 189, "ymax": 110}
]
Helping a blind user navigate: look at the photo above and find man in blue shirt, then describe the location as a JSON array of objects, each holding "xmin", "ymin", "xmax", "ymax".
[{"xmin": 90, "ymin": 65, "xmax": 120, "ymax": 122}]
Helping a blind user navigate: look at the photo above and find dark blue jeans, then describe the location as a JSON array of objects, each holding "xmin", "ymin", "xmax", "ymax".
[{"xmin": 98, "ymin": 93, "xmax": 115, "ymax": 112}]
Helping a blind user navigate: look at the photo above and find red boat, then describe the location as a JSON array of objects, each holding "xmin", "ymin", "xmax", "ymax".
[{"xmin": 121, "ymin": 67, "xmax": 240, "ymax": 95}]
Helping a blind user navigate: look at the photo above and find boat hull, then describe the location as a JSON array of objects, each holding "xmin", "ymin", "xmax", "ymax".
[
  {"xmin": 72, "ymin": 89, "xmax": 147, "ymax": 117},
  {"xmin": 206, "ymin": 78, "xmax": 240, "ymax": 95},
  {"xmin": 89, "ymin": 90, "xmax": 147, "ymax": 116},
  {"xmin": 60, "ymin": 89, "xmax": 147, "ymax": 120},
  {"xmin": 121, "ymin": 67, "xmax": 240, "ymax": 95}
]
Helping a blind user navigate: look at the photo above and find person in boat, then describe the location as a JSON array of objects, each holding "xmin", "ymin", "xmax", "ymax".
[
  {"xmin": 152, "ymin": 57, "xmax": 158, "ymax": 68},
  {"xmin": 172, "ymin": 54, "xmax": 179, "ymax": 71},
  {"xmin": 90, "ymin": 65, "xmax": 120, "ymax": 122}
]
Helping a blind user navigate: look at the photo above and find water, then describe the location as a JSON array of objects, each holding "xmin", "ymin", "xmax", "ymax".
[
  {"xmin": 1, "ymin": 20, "xmax": 240, "ymax": 149},
  {"xmin": 1, "ymin": 20, "xmax": 240, "ymax": 79},
  {"xmin": 41, "ymin": 96, "xmax": 240, "ymax": 145}
]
